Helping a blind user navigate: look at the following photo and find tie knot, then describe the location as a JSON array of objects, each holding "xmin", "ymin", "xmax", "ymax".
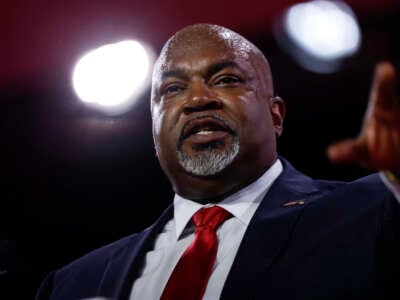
[{"xmin": 192, "ymin": 206, "xmax": 231, "ymax": 231}]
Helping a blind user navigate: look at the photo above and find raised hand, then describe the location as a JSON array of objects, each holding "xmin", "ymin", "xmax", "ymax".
[{"xmin": 327, "ymin": 62, "xmax": 400, "ymax": 174}]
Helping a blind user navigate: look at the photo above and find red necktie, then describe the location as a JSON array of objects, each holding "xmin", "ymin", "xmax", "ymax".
[{"xmin": 161, "ymin": 206, "xmax": 232, "ymax": 300}]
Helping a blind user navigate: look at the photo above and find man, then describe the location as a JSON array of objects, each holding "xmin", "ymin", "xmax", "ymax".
[{"xmin": 37, "ymin": 24, "xmax": 400, "ymax": 299}]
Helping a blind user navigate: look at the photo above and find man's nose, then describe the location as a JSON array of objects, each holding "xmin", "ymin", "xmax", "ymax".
[{"xmin": 183, "ymin": 83, "xmax": 222, "ymax": 114}]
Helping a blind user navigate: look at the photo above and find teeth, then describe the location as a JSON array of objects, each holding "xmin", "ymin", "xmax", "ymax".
[{"xmin": 196, "ymin": 130, "xmax": 213, "ymax": 135}]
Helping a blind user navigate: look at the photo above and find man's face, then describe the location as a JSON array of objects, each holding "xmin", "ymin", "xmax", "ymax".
[{"xmin": 151, "ymin": 29, "xmax": 284, "ymax": 200}]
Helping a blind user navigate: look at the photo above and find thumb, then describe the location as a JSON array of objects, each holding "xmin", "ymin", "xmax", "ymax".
[{"xmin": 327, "ymin": 139, "xmax": 365, "ymax": 164}]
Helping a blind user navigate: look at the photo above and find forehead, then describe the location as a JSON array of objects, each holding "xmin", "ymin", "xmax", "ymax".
[{"xmin": 155, "ymin": 29, "xmax": 255, "ymax": 79}]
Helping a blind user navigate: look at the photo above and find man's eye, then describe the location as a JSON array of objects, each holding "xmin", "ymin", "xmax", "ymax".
[
  {"xmin": 214, "ymin": 76, "xmax": 241, "ymax": 86},
  {"xmin": 163, "ymin": 84, "xmax": 184, "ymax": 95}
]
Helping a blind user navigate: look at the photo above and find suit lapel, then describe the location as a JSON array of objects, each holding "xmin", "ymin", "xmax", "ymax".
[
  {"xmin": 221, "ymin": 159, "xmax": 319, "ymax": 299},
  {"xmin": 97, "ymin": 205, "xmax": 174, "ymax": 299}
]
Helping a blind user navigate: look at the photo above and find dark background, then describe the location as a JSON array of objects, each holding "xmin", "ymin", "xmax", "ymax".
[{"xmin": 1, "ymin": 0, "xmax": 400, "ymax": 298}]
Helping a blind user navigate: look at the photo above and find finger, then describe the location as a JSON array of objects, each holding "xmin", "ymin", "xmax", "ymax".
[
  {"xmin": 327, "ymin": 139, "xmax": 365, "ymax": 164},
  {"xmin": 369, "ymin": 61, "xmax": 397, "ymax": 109}
]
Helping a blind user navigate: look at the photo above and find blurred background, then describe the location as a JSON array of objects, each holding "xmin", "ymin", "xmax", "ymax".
[{"xmin": 1, "ymin": 0, "xmax": 399, "ymax": 298}]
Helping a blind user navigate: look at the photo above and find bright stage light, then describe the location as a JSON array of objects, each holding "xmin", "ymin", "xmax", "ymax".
[
  {"xmin": 72, "ymin": 40, "xmax": 153, "ymax": 114},
  {"xmin": 285, "ymin": 0, "xmax": 361, "ymax": 60}
]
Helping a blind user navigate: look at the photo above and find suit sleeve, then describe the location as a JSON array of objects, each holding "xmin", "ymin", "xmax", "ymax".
[{"xmin": 377, "ymin": 192, "xmax": 400, "ymax": 299}]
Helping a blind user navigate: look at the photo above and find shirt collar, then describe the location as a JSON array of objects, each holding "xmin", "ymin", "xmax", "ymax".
[{"xmin": 173, "ymin": 159, "xmax": 283, "ymax": 240}]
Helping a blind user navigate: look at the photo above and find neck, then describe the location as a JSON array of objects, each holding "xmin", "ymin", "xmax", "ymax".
[{"xmin": 172, "ymin": 156, "xmax": 277, "ymax": 204}]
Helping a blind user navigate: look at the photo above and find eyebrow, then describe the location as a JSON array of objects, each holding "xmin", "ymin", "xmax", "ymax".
[
  {"xmin": 161, "ymin": 60, "xmax": 241, "ymax": 81},
  {"xmin": 161, "ymin": 69, "xmax": 188, "ymax": 80},
  {"xmin": 205, "ymin": 60, "xmax": 241, "ymax": 78}
]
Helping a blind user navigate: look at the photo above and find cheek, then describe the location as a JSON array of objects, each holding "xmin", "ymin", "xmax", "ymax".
[
  {"xmin": 152, "ymin": 105, "xmax": 164, "ymax": 138},
  {"xmin": 234, "ymin": 92, "xmax": 270, "ymax": 123},
  {"xmin": 152, "ymin": 104, "xmax": 169, "ymax": 154},
  {"xmin": 152, "ymin": 104, "xmax": 180, "ymax": 154},
  {"xmin": 152, "ymin": 101, "xmax": 182, "ymax": 132},
  {"xmin": 232, "ymin": 93, "xmax": 273, "ymax": 140}
]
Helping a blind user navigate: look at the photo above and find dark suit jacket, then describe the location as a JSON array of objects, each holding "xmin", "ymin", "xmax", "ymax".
[{"xmin": 36, "ymin": 159, "xmax": 400, "ymax": 299}]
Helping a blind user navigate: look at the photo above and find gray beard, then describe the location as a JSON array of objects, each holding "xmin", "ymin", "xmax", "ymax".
[{"xmin": 177, "ymin": 136, "xmax": 239, "ymax": 176}]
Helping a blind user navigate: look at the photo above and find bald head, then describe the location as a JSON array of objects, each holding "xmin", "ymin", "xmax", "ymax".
[
  {"xmin": 152, "ymin": 24, "xmax": 274, "ymax": 102},
  {"xmin": 150, "ymin": 23, "xmax": 285, "ymax": 201}
]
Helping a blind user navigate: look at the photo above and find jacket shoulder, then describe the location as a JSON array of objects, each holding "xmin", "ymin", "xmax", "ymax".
[
  {"xmin": 57, "ymin": 228, "xmax": 149, "ymax": 279},
  {"xmin": 314, "ymin": 173, "xmax": 391, "ymax": 196},
  {"xmin": 36, "ymin": 228, "xmax": 151, "ymax": 299}
]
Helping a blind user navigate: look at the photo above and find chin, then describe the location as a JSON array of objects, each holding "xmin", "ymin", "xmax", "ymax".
[{"xmin": 177, "ymin": 136, "xmax": 240, "ymax": 176}]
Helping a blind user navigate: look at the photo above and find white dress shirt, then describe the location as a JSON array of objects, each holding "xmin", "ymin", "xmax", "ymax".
[{"xmin": 130, "ymin": 159, "xmax": 283, "ymax": 300}]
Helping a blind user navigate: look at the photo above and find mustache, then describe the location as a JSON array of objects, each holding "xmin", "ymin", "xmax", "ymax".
[{"xmin": 177, "ymin": 114, "xmax": 236, "ymax": 147}]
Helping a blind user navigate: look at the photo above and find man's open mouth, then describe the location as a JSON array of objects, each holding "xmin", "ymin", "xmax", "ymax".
[{"xmin": 180, "ymin": 116, "xmax": 235, "ymax": 144}]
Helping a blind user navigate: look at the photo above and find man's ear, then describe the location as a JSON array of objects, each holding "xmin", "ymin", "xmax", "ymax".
[{"xmin": 270, "ymin": 96, "xmax": 286, "ymax": 137}]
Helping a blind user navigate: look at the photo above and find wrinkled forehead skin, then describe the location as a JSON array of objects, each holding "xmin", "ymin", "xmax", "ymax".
[{"xmin": 151, "ymin": 23, "xmax": 274, "ymax": 103}]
